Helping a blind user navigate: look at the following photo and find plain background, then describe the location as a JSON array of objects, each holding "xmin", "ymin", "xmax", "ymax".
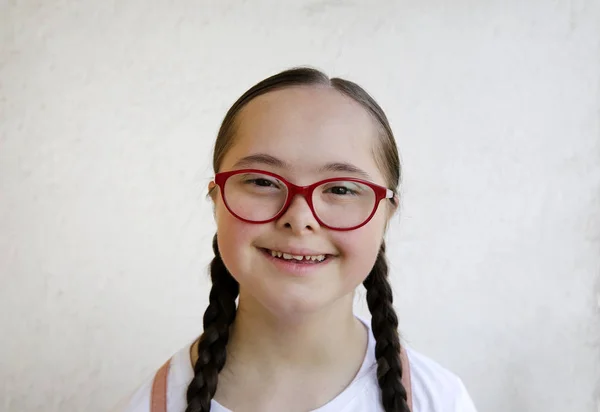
[{"xmin": 1, "ymin": 0, "xmax": 599, "ymax": 411}]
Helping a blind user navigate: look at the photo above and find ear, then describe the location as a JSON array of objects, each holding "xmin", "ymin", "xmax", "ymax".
[
  {"xmin": 388, "ymin": 195, "xmax": 400, "ymax": 218},
  {"xmin": 383, "ymin": 196, "xmax": 399, "ymax": 233},
  {"xmin": 208, "ymin": 181, "xmax": 218, "ymax": 202}
]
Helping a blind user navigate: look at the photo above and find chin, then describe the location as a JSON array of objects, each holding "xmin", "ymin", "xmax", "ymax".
[
  {"xmin": 241, "ymin": 280, "xmax": 355, "ymax": 323},
  {"xmin": 269, "ymin": 296, "xmax": 329, "ymax": 318}
]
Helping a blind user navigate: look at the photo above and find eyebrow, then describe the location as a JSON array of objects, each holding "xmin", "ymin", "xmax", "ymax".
[
  {"xmin": 232, "ymin": 153, "xmax": 374, "ymax": 181},
  {"xmin": 318, "ymin": 162, "xmax": 374, "ymax": 181},
  {"xmin": 233, "ymin": 154, "xmax": 288, "ymax": 169}
]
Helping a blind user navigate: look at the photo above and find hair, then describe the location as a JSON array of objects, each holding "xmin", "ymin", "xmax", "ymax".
[{"xmin": 186, "ymin": 67, "xmax": 408, "ymax": 412}]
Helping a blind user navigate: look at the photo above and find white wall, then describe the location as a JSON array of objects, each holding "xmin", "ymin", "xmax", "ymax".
[{"xmin": 1, "ymin": 1, "xmax": 599, "ymax": 411}]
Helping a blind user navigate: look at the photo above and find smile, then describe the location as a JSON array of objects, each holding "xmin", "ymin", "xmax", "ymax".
[{"xmin": 261, "ymin": 248, "xmax": 329, "ymax": 263}]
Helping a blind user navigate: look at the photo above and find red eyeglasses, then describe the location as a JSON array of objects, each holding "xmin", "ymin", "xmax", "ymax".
[{"xmin": 212, "ymin": 169, "xmax": 395, "ymax": 231}]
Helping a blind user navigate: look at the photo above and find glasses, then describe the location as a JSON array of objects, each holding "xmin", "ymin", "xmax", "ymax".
[{"xmin": 212, "ymin": 169, "xmax": 395, "ymax": 231}]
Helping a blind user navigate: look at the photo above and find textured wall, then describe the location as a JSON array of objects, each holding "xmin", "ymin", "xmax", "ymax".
[{"xmin": 1, "ymin": 1, "xmax": 599, "ymax": 411}]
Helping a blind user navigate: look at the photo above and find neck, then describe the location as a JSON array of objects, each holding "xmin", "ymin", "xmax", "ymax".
[{"xmin": 228, "ymin": 294, "xmax": 365, "ymax": 369}]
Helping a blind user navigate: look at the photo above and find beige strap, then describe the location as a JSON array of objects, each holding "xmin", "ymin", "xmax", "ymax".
[
  {"xmin": 150, "ymin": 358, "xmax": 171, "ymax": 412},
  {"xmin": 400, "ymin": 347, "xmax": 414, "ymax": 411},
  {"xmin": 150, "ymin": 352, "xmax": 413, "ymax": 412}
]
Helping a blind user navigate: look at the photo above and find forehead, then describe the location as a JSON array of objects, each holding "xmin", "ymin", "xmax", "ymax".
[{"xmin": 220, "ymin": 86, "xmax": 385, "ymax": 184}]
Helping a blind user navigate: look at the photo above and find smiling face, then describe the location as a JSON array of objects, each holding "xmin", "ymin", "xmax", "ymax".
[{"xmin": 211, "ymin": 85, "xmax": 396, "ymax": 319}]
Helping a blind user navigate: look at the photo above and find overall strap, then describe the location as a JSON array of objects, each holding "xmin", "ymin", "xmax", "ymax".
[
  {"xmin": 150, "ymin": 358, "xmax": 171, "ymax": 412},
  {"xmin": 400, "ymin": 347, "xmax": 414, "ymax": 411}
]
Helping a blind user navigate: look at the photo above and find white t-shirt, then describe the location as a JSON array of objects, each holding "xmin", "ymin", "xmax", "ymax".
[{"xmin": 115, "ymin": 317, "xmax": 477, "ymax": 412}]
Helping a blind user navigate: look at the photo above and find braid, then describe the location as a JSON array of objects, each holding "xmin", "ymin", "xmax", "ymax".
[
  {"xmin": 363, "ymin": 242, "xmax": 410, "ymax": 412},
  {"xmin": 186, "ymin": 234, "xmax": 239, "ymax": 412}
]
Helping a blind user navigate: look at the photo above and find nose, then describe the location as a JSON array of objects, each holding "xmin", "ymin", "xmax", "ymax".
[{"xmin": 276, "ymin": 193, "xmax": 321, "ymax": 235}]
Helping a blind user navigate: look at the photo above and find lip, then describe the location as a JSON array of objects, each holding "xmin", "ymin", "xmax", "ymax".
[{"xmin": 258, "ymin": 247, "xmax": 334, "ymax": 276}]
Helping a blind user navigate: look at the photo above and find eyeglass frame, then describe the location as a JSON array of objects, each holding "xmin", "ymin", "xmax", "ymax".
[{"xmin": 212, "ymin": 168, "xmax": 396, "ymax": 231}]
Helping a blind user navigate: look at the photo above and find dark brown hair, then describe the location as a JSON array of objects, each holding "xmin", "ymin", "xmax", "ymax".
[{"xmin": 186, "ymin": 67, "xmax": 408, "ymax": 412}]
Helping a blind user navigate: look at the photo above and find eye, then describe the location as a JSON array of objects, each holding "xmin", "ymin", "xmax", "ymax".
[
  {"xmin": 239, "ymin": 174, "xmax": 283, "ymax": 190},
  {"xmin": 330, "ymin": 186, "xmax": 351, "ymax": 195},
  {"xmin": 250, "ymin": 178, "xmax": 276, "ymax": 187},
  {"xmin": 325, "ymin": 185, "xmax": 358, "ymax": 196}
]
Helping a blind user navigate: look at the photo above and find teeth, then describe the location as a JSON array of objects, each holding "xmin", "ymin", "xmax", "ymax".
[{"xmin": 269, "ymin": 250, "xmax": 326, "ymax": 262}]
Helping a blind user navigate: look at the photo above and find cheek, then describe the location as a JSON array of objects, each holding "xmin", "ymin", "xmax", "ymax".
[
  {"xmin": 217, "ymin": 217, "xmax": 247, "ymax": 256},
  {"xmin": 332, "ymin": 209, "xmax": 388, "ymax": 280},
  {"xmin": 214, "ymin": 202, "xmax": 264, "ymax": 279}
]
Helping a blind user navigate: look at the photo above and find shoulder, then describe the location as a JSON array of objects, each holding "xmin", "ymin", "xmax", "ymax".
[
  {"xmin": 356, "ymin": 315, "xmax": 477, "ymax": 411},
  {"xmin": 111, "ymin": 343, "xmax": 195, "ymax": 412},
  {"xmin": 405, "ymin": 347, "xmax": 478, "ymax": 412}
]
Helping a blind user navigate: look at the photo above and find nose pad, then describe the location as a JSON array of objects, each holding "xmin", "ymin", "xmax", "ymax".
[{"xmin": 276, "ymin": 194, "xmax": 320, "ymax": 233}]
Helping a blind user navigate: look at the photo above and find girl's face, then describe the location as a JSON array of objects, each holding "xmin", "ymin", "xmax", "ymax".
[{"xmin": 212, "ymin": 86, "xmax": 395, "ymax": 319}]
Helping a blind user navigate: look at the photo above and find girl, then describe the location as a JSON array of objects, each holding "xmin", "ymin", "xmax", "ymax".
[{"xmin": 116, "ymin": 67, "xmax": 478, "ymax": 412}]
